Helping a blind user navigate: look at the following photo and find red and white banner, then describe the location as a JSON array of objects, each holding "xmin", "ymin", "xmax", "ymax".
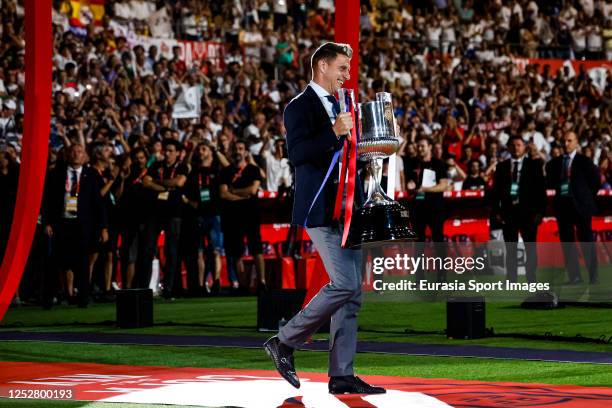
[
  {"xmin": 108, "ymin": 23, "xmax": 225, "ymax": 69},
  {"xmin": 2, "ymin": 362, "xmax": 612, "ymax": 407},
  {"xmin": 511, "ymin": 57, "xmax": 612, "ymax": 92}
]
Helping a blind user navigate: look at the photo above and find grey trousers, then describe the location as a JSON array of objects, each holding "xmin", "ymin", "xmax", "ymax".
[{"xmin": 278, "ymin": 223, "xmax": 363, "ymax": 377}]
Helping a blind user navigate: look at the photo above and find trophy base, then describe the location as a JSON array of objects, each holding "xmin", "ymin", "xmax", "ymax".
[{"xmin": 346, "ymin": 201, "xmax": 417, "ymax": 249}]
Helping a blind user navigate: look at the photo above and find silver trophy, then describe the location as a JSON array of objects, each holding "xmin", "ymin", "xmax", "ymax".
[{"xmin": 346, "ymin": 92, "xmax": 417, "ymax": 248}]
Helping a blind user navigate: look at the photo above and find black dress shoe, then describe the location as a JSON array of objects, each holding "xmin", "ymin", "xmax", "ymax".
[
  {"xmin": 263, "ymin": 336, "xmax": 300, "ymax": 389},
  {"xmin": 329, "ymin": 376, "xmax": 386, "ymax": 395}
]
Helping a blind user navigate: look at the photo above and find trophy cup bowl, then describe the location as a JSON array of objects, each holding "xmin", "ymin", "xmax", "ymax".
[{"xmin": 346, "ymin": 94, "xmax": 417, "ymax": 248}]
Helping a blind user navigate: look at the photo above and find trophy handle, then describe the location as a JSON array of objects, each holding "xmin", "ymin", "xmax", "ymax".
[{"xmin": 337, "ymin": 88, "xmax": 355, "ymax": 114}]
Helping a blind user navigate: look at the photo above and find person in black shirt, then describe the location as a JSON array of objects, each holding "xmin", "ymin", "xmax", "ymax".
[
  {"xmin": 406, "ymin": 135, "xmax": 449, "ymax": 241},
  {"xmin": 89, "ymin": 148, "xmax": 129, "ymax": 301},
  {"xmin": 491, "ymin": 136, "xmax": 547, "ymax": 283},
  {"xmin": 462, "ymin": 160, "xmax": 486, "ymax": 190},
  {"xmin": 142, "ymin": 138, "xmax": 188, "ymax": 298},
  {"xmin": 182, "ymin": 141, "xmax": 229, "ymax": 296},
  {"xmin": 405, "ymin": 135, "xmax": 449, "ymax": 281},
  {"xmin": 219, "ymin": 139, "xmax": 266, "ymax": 293},
  {"xmin": 119, "ymin": 147, "xmax": 151, "ymax": 289}
]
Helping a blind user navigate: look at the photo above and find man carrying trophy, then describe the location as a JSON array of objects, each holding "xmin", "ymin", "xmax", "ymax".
[{"xmin": 263, "ymin": 42, "xmax": 386, "ymax": 395}]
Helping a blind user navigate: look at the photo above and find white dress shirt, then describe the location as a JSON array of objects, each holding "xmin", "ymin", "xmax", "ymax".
[
  {"xmin": 66, "ymin": 165, "xmax": 83, "ymax": 194},
  {"xmin": 309, "ymin": 80, "xmax": 336, "ymax": 123}
]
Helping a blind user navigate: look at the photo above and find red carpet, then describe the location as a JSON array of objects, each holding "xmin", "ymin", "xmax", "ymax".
[{"xmin": 0, "ymin": 362, "xmax": 611, "ymax": 407}]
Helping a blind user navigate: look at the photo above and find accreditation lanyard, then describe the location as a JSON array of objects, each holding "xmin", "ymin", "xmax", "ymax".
[
  {"xmin": 159, "ymin": 163, "xmax": 178, "ymax": 182},
  {"xmin": 157, "ymin": 163, "xmax": 178, "ymax": 202},
  {"xmin": 198, "ymin": 171, "xmax": 211, "ymax": 188},
  {"xmin": 198, "ymin": 169, "xmax": 212, "ymax": 203},
  {"xmin": 132, "ymin": 168, "xmax": 148, "ymax": 185},
  {"xmin": 231, "ymin": 164, "xmax": 247, "ymax": 185}
]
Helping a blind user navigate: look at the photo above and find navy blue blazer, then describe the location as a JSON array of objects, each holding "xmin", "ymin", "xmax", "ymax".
[
  {"xmin": 284, "ymin": 85, "xmax": 365, "ymax": 227},
  {"xmin": 42, "ymin": 164, "xmax": 108, "ymax": 246}
]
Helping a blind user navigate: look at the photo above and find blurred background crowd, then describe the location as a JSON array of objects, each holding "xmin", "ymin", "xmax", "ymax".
[{"xmin": 0, "ymin": 0, "xmax": 611, "ymax": 306}]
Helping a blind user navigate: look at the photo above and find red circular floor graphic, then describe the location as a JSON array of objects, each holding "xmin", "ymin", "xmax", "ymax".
[{"xmin": 0, "ymin": 362, "xmax": 611, "ymax": 407}]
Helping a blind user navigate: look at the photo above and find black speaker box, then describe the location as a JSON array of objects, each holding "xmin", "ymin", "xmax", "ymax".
[
  {"xmin": 116, "ymin": 289, "xmax": 153, "ymax": 328},
  {"xmin": 257, "ymin": 289, "xmax": 306, "ymax": 331},
  {"xmin": 446, "ymin": 296, "xmax": 486, "ymax": 339}
]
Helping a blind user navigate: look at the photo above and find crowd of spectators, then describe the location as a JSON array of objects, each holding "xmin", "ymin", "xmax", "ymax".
[{"xmin": 1, "ymin": 0, "xmax": 611, "ymax": 305}]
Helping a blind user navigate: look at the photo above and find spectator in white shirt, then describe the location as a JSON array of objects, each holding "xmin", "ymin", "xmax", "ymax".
[
  {"xmin": 572, "ymin": 18, "xmax": 588, "ymax": 59},
  {"xmin": 499, "ymin": 1, "xmax": 512, "ymax": 31},
  {"xmin": 261, "ymin": 137, "xmax": 291, "ymax": 193},
  {"xmin": 426, "ymin": 14, "xmax": 443, "ymax": 50},
  {"xmin": 587, "ymin": 19, "xmax": 604, "ymax": 59},
  {"xmin": 522, "ymin": 120, "xmax": 550, "ymax": 158},
  {"xmin": 441, "ymin": 11, "xmax": 457, "ymax": 53},
  {"xmin": 240, "ymin": 23, "xmax": 264, "ymax": 63}
]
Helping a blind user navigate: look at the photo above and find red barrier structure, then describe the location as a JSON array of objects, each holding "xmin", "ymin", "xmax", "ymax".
[{"xmin": 0, "ymin": 1, "xmax": 52, "ymax": 321}]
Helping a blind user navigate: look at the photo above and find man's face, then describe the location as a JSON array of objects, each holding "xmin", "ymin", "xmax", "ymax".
[
  {"xmin": 470, "ymin": 161, "xmax": 480, "ymax": 175},
  {"xmin": 159, "ymin": 113, "xmax": 170, "ymax": 126},
  {"xmin": 213, "ymin": 110, "xmax": 223, "ymax": 123},
  {"xmin": 103, "ymin": 144, "xmax": 113, "ymax": 159},
  {"xmin": 135, "ymin": 152, "xmax": 147, "ymax": 168},
  {"xmin": 319, "ymin": 54, "xmax": 351, "ymax": 94},
  {"xmin": 164, "ymin": 145, "xmax": 179, "ymax": 163},
  {"xmin": 233, "ymin": 143, "xmax": 247, "ymax": 164},
  {"xmin": 198, "ymin": 144, "xmax": 212, "ymax": 161},
  {"xmin": 255, "ymin": 113, "xmax": 266, "ymax": 127},
  {"xmin": 69, "ymin": 145, "xmax": 85, "ymax": 166},
  {"xmin": 416, "ymin": 140, "xmax": 431, "ymax": 159},
  {"xmin": 563, "ymin": 132, "xmax": 579, "ymax": 153},
  {"xmin": 510, "ymin": 139, "xmax": 526, "ymax": 158},
  {"xmin": 433, "ymin": 143, "xmax": 443, "ymax": 158}
]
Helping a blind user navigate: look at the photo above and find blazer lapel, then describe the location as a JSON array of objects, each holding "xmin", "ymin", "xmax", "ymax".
[{"xmin": 305, "ymin": 85, "xmax": 333, "ymax": 126}]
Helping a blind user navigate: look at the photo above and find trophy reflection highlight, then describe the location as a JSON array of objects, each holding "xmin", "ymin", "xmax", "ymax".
[{"xmin": 346, "ymin": 91, "xmax": 417, "ymax": 248}]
